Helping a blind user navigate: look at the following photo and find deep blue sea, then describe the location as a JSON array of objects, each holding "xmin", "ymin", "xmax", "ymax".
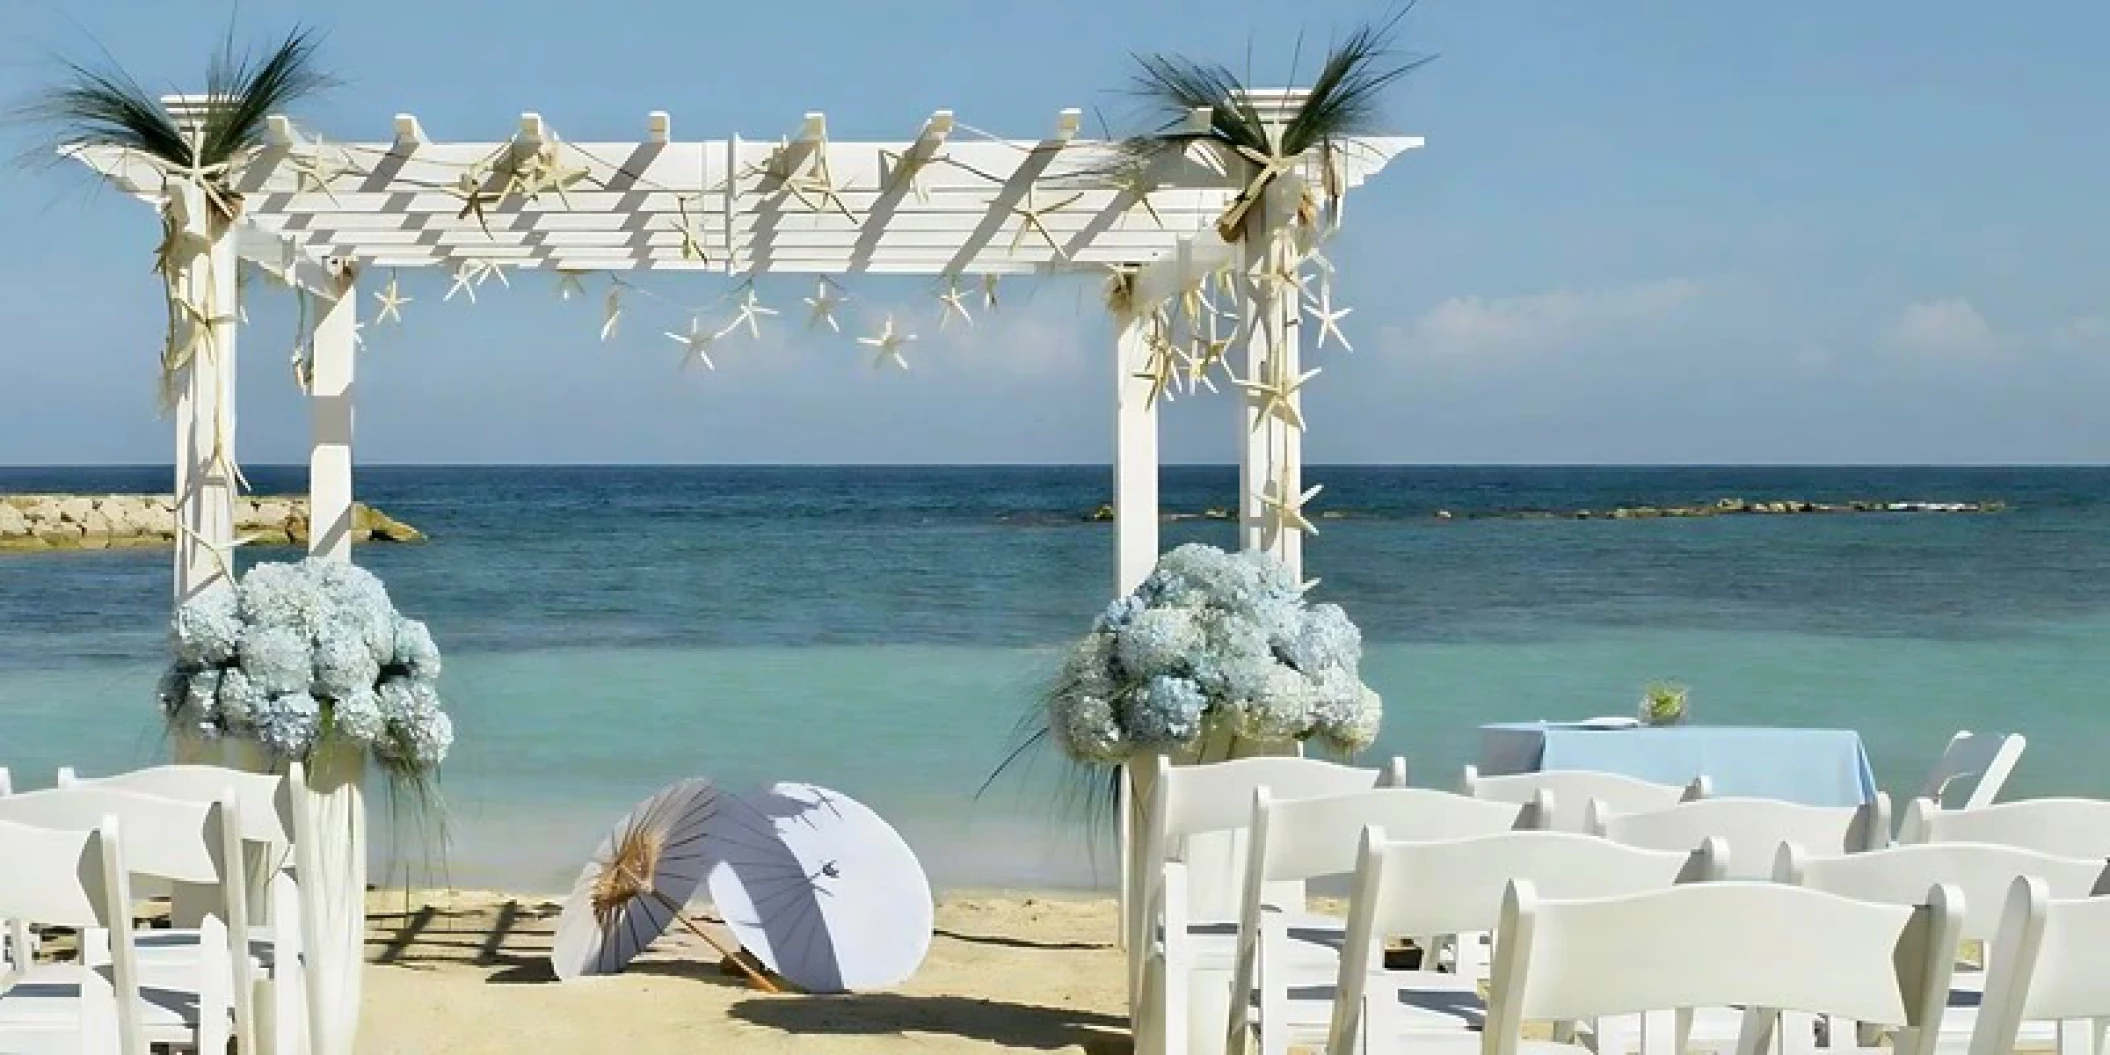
[{"xmin": 2, "ymin": 465, "xmax": 2106, "ymax": 891}]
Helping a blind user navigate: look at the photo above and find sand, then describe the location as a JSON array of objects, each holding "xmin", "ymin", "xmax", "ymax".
[{"xmin": 354, "ymin": 890, "xmax": 1131, "ymax": 1054}]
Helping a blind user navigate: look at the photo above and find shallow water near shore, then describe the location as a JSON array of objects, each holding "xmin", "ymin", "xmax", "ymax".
[{"xmin": 3, "ymin": 465, "xmax": 2106, "ymax": 890}]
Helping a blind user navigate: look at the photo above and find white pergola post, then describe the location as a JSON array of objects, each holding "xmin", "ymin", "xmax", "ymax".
[
  {"xmin": 1110, "ymin": 307, "xmax": 1158, "ymax": 959},
  {"xmin": 309, "ymin": 267, "xmax": 359, "ymax": 561},
  {"xmin": 169, "ymin": 183, "xmax": 241, "ymax": 606}
]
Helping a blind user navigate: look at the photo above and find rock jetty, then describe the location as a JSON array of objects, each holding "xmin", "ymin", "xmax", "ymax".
[
  {"xmin": 1081, "ymin": 497, "xmax": 2004, "ymax": 522},
  {"xmin": 0, "ymin": 495, "xmax": 424, "ymax": 552}
]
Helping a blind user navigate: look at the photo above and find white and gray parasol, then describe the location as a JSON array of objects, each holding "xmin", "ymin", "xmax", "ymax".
[
  {"xmin": 550, "ymin": 778, "xmax": 776, "ymax": 990},
  {"xmin": 705, "ymin": 782, "xmax": 934, "ymax": 993}
]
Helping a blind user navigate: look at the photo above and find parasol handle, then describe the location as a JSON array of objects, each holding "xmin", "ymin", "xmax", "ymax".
[{"xmin": 647, "ymin": 888, "xmax": 783, "ymax": 994}]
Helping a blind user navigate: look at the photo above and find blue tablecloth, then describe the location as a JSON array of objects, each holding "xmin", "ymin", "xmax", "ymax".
[{"xmin": 1477, "ymin": 722, "xmax": 1879, "ymax": 806}]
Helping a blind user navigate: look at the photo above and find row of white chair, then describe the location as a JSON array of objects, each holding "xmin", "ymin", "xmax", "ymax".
[
  {"xmin": 0, "ymin": 763, "xmax": 324, "ymax": 1055},
  {"xmin": 1132, "ymin": 752, "xmax": 2099, "ymax": 1055}
]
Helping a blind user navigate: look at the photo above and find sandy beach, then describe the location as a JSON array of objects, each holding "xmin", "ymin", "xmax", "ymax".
[{"xmin": 355, "ymin": 890, "xmax": 1130, "ymax": 1054}]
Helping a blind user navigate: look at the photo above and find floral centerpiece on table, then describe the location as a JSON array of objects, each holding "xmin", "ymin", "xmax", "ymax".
[
  {"xmin": 1046, "ymin": 544, "xmax": 1382, "ymax": 764},
  {"xmin": 1639, "ymin": 682, "xmax": 1689, "ymax": 727},
  {"xmin": 157, "ymin": 558, "xmax": 453, "ymax": 781}
]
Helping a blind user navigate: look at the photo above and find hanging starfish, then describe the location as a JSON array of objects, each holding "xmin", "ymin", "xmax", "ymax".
[
  {"xmin": 1235, "ymin": 362, "xmax": 1322, "ymax": 434},
  {"xmin": 443, "ymin": 262, "xmax": 479, "ymax": 303},
  {"xmin": 803, "ymin": 278, "xmax": 845, "ymax": 332},
  {"xmin": 287, "ymin": 148, "xmax": 351, "ymax": 205},
  {"xmin": 512, "ymin": 142, "xmax": 592, "ymax": 207},
  {"xmin": 601, "ymin": 286, "xmax": 623, "ymax": 341},
  {"xmin": 1251, "ymin": 236, "xmax": 1310, "ymax": 301},
  {"xmin": 475, "ymin": 260, "xmax": 510, "ymax": 288},
  {"xmin": 556, "ymin": 270, "xmax": 589, "ymax": 300},
  {"xmin": 667, "ymin": 317, "xmax": 722, "ymax": 371},
  {"xmin": 937, "ymin": 278, "xmax": 974, "ymax": 330},
  {"xmin": 676, "ymin": 196, "xmax": 710, "ymax": 263},
  {"xmin": 1262, "ymin": 468, "xmax": 1323, "ymax": 537},
  {"xmin": 1176, "ymin": 272, "xmax": 1214, "ymax": 331},
  {"xmin": 373, "ymin": 271, "xmax": 411, "ymax": 324},
  {"xmin": 447, "ymin": 171, "xmax": 502, "ymax": 237},
  {"xmin": 779, "ymin": 144, "xmax": 856, "ymax": 221},
  {"xmin": 981, "ymin": 274, "xmax": 1000, "ymax": 312},
  {"xmin": 1005, "ymin": 186, "xmax": 1084, "ymax": 258},
  {"xmin": 350, "ymin": 318, "xmax": 367, "ymax": 352},
  {"xmin": 858, "ymin": 314, "xmax": 916, "ymax": 370},
  {"xmin": 878, "ymin": 146, "xmax": 943, "ymax": 205},
  {"xmin": 176, "ymin": 522, "xmax": 266, "ymax": 587},
  {"xmin": 1306, "ymin": 283, "xmax": 1354, "ymax": 352},
  {"xmin": 1178, "ymin": 339, "xmax": 1226, "ymax": 395},
  {"xmin": 1133, "ymin": 327, "xmax": 1179, "ymax": 409},
  {"xmin": 729, "ymin": 287, "xmax": 778, "ymax": 339},
  {"xmin": 1110, "ymin": 160, "xmax": 1165, "ymax": 229}
]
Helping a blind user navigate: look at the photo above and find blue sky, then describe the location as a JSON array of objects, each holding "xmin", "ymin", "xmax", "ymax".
[{"xmin": 2, "ymin": 0, "xmax": 2106, "ymax": 465}]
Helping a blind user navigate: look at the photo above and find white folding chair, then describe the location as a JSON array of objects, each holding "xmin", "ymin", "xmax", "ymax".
[
  {"xmin": 1320, "ymin": 828, "xmax": 1717, "ymax": 1055},
  {"xmin": 1482, "ymin": 879, "xmax": 1962, "ymax": 1055},
  {"xmin": 1461, "ymin": 765, "xmax": 1710, "ymax": 833},
  {"xmin": 1917, "ymin": 731, "xmax": 2026, "ymax": 811},
  {"xmin": 1227, "ymin": 787, "xmax": 1554, "ymax": 1055},
  {"xmin": 1131, "ymin": 754, "xmax": 1404, "ymax": 1055},
  {"xmin": 61, "ymin": 763, "xmax": 311, "ymax": 1055},
  {"xmin": 0, "ymin": 786, "xmax": 243, "ymax": 1053},
  {"xmin": 0, "ymin": 816, "xmax": 148, "ymax": 1055},
  {"xmin": 0, "ymin": 767, "xmax": 37, "ymax": 977},
  {"xmin": 1777, "ymin": 840, "xmax": 2110, "ymax": 1052},
  {"xmin": 1969, "ymin": 876, "xmax": 2110, "ymax": 1055},
  {"xmin": 1592, "ymin": 794, "xmax": 1892, "ymax": 878},
  {"xmin": 1899, "ymin": 797, "xmax": 2110, "ymax": 861}
]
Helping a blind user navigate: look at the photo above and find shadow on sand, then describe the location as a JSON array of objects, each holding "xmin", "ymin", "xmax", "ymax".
[{"xmin": 731, "ymin": 993, "xmax": 1130, "ymax": 1053}]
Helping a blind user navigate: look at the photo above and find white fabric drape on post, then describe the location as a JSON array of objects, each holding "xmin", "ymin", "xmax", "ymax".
[{"xmin": 294, "ymin": 740, "xmax": 366, "ymax": 1055}]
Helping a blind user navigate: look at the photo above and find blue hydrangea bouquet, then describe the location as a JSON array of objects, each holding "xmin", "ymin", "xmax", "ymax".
[
  {"xmin": 158, "ymin": 559, "xmax": 453, "ymax": 781},
  {"xmin": 1045, "ymin": 543, "xmax": 1382, "ymax": 764}
]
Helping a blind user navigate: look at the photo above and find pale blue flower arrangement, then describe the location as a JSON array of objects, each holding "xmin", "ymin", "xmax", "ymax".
[
  {"xmin": 158, "ymin": 559, "xmax": 454, "ymax": 781},
  {"xmin": 1044, "ymin": 543, "xmax": 1382, "ymax": 765}
]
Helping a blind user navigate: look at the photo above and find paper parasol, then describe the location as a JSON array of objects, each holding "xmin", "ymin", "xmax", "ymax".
[
  {"xmin": 705, "ymin": 782, "xmax": 934, "ymax": 993},
  {"xmin": 550, "ymin": 778, "xmax": 777, "ymax": 990}
]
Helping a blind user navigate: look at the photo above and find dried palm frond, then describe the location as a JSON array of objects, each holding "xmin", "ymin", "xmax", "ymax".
[
  {"xmin": 20, "ymin": 23, "xmax": 335, "ymax": 212},
  {"xmin": 1088, "ymin": 5, "xmax": 1432, "ymax": 238}
]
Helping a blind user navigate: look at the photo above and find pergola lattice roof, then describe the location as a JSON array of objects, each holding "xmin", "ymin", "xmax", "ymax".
[{"xmin": 73, "ymin": 102, "xmax": 1419, "ymax": 294}]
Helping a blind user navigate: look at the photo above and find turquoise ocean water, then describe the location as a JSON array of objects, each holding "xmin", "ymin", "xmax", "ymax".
[{"xmin": 2, "ymin": 465, "xmax": 2104, "ymax": 893}]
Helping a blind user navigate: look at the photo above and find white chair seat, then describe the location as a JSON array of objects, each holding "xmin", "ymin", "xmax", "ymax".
[
  {"xmin": 131, "ymin": 925, "xmax": 280, "ymax": 967},
  {"xmin": 1264, "ymin": 968, "xmax": 1487, "ymax": 1047},
  {"xmin": 0, "ymin": 962, "xmax": 219, "ymax": 1043},
  {"xmin": 1168, "ymin": 909, "xmax": 1346, "ymax": 971}
]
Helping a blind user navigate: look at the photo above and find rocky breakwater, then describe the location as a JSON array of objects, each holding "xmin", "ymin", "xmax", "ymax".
[{"xmin": 0, "ymin": 495, "xmax": 424, "ymax": 552}]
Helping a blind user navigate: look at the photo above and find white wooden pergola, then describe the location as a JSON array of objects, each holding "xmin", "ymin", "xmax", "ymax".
[{"xmin": 71, "ymin": 93, "xmax": 1418, "ymax": 1054}]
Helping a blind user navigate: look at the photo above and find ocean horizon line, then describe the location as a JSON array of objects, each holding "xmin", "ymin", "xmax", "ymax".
[{"xmin": 6, "ymin": 462, "xmax": 2110, "ymax": 472}]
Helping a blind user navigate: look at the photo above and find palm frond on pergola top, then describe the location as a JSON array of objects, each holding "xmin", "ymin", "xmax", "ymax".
[{"xmin": 21, "ymin": 23, "xmax": 333, "ymax": 201}]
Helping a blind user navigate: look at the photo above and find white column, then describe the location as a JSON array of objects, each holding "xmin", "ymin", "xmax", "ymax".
[
  {"xmin": 169, "ymin": 183, "xmax": 240, "ymax": 606},
  {"xmin": 1112, "ymin": 307, "xmax": 1158, "ymax": 961},
  {"xmin": 309, "ymin": 269, "xmax": 358, "ymax": 562},
  {"xmin": 1236, "ymin": 180, "xmax": 1304, "ymax": 583}
]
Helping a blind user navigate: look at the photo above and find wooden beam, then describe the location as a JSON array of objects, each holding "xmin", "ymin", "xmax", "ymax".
[
  {"xmin": 392, "ymin": 114, "xmax": 426, "ymax": 149},
  {"xmin": 923, "ymin": 110, "xmax": 956, "ymax": 141},
  {"xmin": 1056, "ymin": 108, "xmax": 1082, "ymax": 141},
  {"xmin": 264, "ymin": 115, "xmax": 296, "ymax": 147},
  {"xmin": 800, "ymin": 112, "xmax": 827, "ymax": 143},
  {"xmin": 647, "ymin": 111, "xmax": 671, "ymax": 144}
]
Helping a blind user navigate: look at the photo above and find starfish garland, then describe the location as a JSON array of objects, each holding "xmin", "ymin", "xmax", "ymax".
[
  {"xmin": 667, "ymin": 317, "xmax": 723, "ymax": 371},
  {"xmin": 444, "ymin": 261, "xmax": 479, "ymax": 303},
  {"xmin": 1306, "ymin": 282, "xmax": 1354, "ymax": 352},
  {"xmin": 474, "ymin": 260, "xmax": 510, "ymax": 288},
  {"xmin": 602, "ymin": 286, "xmax": 623, "ymax": 341},
  {"xmin": 1180, "ymin": 338, "xmax": 1229, "ymax": 394},
  {"xmin": 1261, "ymin": 466, "xmax": 1323, "ymax": 537},
  {"xmin": 287, "ymin": 147, "xmax": 351, "ymax": 205},
  {"xmin": 802, "ymin": 278, "xmax": 845, "ymax": 332},
  {"xmin": 981, "ymin": 274, "xmax": 1000, "ymax": 312},
  {"xmin": 1005, "ymin": 186, "xmax": 1084, "ymax": 258},
  {"xmin": 373, "ymin": 271, "xmax": 411, "ymax": 324},
  {"xmin": 1133, "ymin": 320, "xmax": 1179, "ymax": 409},
  {"xmin": 878, "ymin": 146, "xmax": 944, "ymax": 205},
  {"xmin": 937, "ymin": 277, "xmax": 974, "ymax": 330},
  {"xmin": 1234, "ymin": 361, "xmax": 1323, "ymax": 434},
  {"xmin": 774, "ymin": 141, "xmax": 856, "ymax": 221},
  {"xmin": 729, "ymin": 287, "xmax": 778, "ymax": 339},
  {"xmin": 447, "ymin": 170, "xmax": 502, "ymax": 238},
  {"xmin": 556, "ymin": 270, "xmax": 589, "ymax": 300},
  {"xmin": 858, "ymin": 314, "xmax": 916, "ymax": 371},
  {"xmin": 1110, "ymin": 160, "xmax": 1165, "ymax": 229},
  {"xmin": 509, "ymin": 141, "xmax": 592, "ymax": 207},
  {"xmin": 676, "ymin": 196, "xmax": 710, "ymax": 263}
]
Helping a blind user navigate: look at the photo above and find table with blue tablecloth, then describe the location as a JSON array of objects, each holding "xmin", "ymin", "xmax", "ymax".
[{"xmin": 1477, "ymin": 722, "xmax": 1879, "ymax": 806}]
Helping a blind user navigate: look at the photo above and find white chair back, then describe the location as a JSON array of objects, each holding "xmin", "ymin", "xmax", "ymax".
[
  {"xmin": 0, "ymin": 817, "xmax": 147, "ymax": 1055},
  {"xmin": 1919, "ymin": 731, "xmax": 2026, "ymax": 810},
  {"xmin": 1593, "ymin": 795, "xmax": 1891, "ymax": 879},
  {"xmin": 1327, "ymin": 829, "xmax": 1718, "ymax": 1054},
  {"xmin": 1777, "ymin": 840, "xmax": 2110, "ymax": 942},
  {"xmin": 1969, "ymin": 876, "xmax": 2110, "ymax": 1055},
  {"xmin": 1900, "ymin": 797, "xmax": 2110, "ymax": 861},
  {"xmin": 1461, "ymin": 765, "xmax": 1709, "ymax": 832},
  {"xmin": 1227, "ymin": 788, "xmax": 1551, "ymax": 1051},
  {"xmin": 60, "ymin": 763, "xmax": 297, "ymax": 850},
  {"xmin": 1485, "ymin": 879, "xmax": 1961, "ymax": 1055}
]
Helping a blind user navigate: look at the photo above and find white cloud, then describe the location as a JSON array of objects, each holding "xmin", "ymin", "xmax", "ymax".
[
  {"xmin": 1402, "ymin": 278, "xmax": 1707, "ymax": 359},
  {"xmin": 1883, "ymin": 297, "xmax": 2007, "ymax": 358}
]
